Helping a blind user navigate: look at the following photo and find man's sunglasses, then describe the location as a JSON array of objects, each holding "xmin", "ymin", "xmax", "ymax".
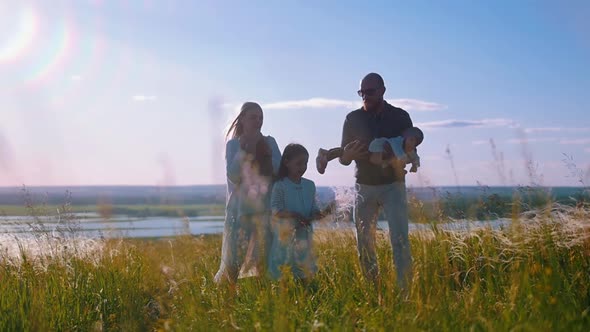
[{"xmin": 357, "ymin": 88, "xmax": 380, "ymax": 97}]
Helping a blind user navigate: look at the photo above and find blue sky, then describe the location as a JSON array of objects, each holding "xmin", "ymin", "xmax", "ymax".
[{"xmin": 1, "ymin": 0, "xmax": 589, "ymax": 187}]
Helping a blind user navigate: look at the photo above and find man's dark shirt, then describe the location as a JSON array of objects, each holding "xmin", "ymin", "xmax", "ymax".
[{"xmin": 340, "ymin": 102, "xmax": 413, "ymax": 185}]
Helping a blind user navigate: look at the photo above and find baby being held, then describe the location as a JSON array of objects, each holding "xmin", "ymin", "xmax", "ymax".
[{"xmin": 368, "ymin": 126, "xmax": 424, "ymax": 173}]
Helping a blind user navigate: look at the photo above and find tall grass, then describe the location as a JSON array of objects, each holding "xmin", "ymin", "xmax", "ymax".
[{"xmin": 1, "ymin": 202, "xmax": 589, "ymax": 331}]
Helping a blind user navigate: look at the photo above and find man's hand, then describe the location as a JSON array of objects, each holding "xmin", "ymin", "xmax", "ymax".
[
  {"xmin": 369, "ymin": 152, "xmax": 383, "ymax": 166},
  {"xmin": 388, "ymin": 157, "xmax": 405, "ymax": 169},
  {"xmin": 382, "ymin": 141, "xmax": 394, "ymax": 160},
  {"xmin": 341, "ymin": 140, "xmax": 368, "ymax": 164}
]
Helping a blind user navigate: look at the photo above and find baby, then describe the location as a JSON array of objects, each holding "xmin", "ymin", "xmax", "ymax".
[
  {"xmin": 316, "ymin": 126, "xmax": 424, "ymax": 174},
  {"xmin": 368, "ymin": 126, "xmax": 423, "ymax": 172}
]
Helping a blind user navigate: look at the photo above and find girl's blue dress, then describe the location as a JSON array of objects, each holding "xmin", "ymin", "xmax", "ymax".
[{"xmin": 269, "ymin": 177, "xmax": 320, "ymax": 279}]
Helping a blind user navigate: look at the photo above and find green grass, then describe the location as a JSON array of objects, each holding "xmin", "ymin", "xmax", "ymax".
[{"xmin": 1, "ymin": 204, "xmax": 589, "ymax": 331}]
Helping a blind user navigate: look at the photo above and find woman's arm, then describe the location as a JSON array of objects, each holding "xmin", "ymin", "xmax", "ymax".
[
  {"xmin": 266, "ymin": 136, "xmax": 282, "ymax": 176},
  {"xmin": 226, "ymin": 139, "xmax": 243, "ymax": 184}
]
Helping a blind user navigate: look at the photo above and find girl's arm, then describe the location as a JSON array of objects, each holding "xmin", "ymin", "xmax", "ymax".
[
  {"xmin": 275, "ymin": 210, "xmax": 306, "ymax": 221},
  {"xmin": 271, "ymin": 182, "xmax": 306, "ymax": 222},
  {"xmin": 310, "ymin": 202, "xmax": 336, "ymax": 221},
  {"xmin": 309, "ymin": 182, "xmax": 335, "ymax": 221}
]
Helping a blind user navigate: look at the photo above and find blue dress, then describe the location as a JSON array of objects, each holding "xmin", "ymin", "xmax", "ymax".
[
  {"xmin": 268, "ymin": 177, "xmax": 320, "ymax": 280},
  {"xmin": 214, "ymin": 135, "xmax": 281, "ymax": 283}
]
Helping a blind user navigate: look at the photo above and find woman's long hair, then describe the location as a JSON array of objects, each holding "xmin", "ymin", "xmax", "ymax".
[
  {"xmin": 226, "ymin": 102, "xmax": 262, "ymax": 139},
  {"xmin": 277, "ymin": 143, "xmax": 309, "ymax": 180},
  {"xmin": 226, "ymin": 102, "xmax": 274, "ymax": 178}
]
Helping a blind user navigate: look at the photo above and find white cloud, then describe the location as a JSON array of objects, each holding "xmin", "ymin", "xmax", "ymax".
[
  {"xmin": 70, "ymin": 75, "xmax": 82, "ymax": 81},
  {"xmin": 472, "ymin": 140, "xmax": 490, "ymax": 145},
  {"xmin": 417, "ymin": 118, "xmax": 515, "ymax": 129},
  {"xmin": 559, "ymin": 138, "xmax": 590, "ymax": 145},
  {"xmin": 420, "ymin": 155, "xmax": 445, "ymax": 161},
  {"xmin": 0, "ymin": 130, "xmax": 15, "ymax": 171},
  {"xmin": 132, "ymin": 95, "xmax": 158, "ymax": 102},
  {"xmin": 389, "ymin": 99, "xmax": 447, "ymax": 112},
  {"xmin": 250, "ymin": 97, "xmax": 446, "ymax": 112},
  {"xmin": 524, "ymin": 127, "xmax": 590, "ymax": 134},
  {"xmin": 506, "ymin": 138, "xmax": 558, "ymax": 144},
  {"xmin": 264, "ymin": 98, "xmax": 358, "ymax": 110}
]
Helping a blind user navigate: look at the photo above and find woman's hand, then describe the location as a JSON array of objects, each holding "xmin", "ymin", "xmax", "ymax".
[
  {"xmin": 240, "ymin": 132, "xmax": 262, "ymax": 154},
  {"xmin": 256, "ymin": 137, "xmax": 272, "ymax": 157}
]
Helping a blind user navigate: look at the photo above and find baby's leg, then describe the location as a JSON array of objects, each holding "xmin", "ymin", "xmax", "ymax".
[
  {"xmin": 316, "ymin": 147, "xmax": 343, "ymax": 174},
  {"xmin": 326, "ymin": 147, "xmax": 343, "ymax": 161}
]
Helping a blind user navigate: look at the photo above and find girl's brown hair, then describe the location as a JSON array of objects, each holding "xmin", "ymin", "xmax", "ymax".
[{"xmin": 277, "ymin": 143, "xmax": 309, "ymax": 179}]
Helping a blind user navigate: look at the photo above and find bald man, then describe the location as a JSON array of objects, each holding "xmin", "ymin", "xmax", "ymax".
[{"xmin": 339, "ymin": 73, "xmax": 414, "ymax": 291}]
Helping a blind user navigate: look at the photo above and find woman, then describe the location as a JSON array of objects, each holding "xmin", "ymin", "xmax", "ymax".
[{"xmin": 214, "ymin": 102, "xmax": 281, "ymax": 284}]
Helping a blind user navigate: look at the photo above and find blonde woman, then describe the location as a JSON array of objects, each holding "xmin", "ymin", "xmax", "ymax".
[{"xmin": 214, "ymin": 102, "xmax": 281, "ymax": 284}]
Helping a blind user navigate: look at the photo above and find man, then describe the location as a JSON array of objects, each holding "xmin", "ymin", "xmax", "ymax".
[{"xmin": 340, "ymin": 73, "xmax": 414, "ymax": 290}]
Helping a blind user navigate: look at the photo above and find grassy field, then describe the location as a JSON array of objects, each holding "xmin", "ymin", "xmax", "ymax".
[{"xmin": 1, "ymin": 203, "xmax": 589, "ymax": 331}]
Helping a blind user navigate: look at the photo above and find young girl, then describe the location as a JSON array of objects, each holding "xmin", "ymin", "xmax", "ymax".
[{"xmin": 268, "ymin": 143, "xmax": 331, "ymax": 281}]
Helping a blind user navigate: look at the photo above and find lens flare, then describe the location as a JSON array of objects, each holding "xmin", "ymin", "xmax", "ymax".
[
  {"xmin": 0, "ymin": 6, "xmax": 39, "ymax": 63},
  {"xmin": 23, "ymin": 18, "xmax": 75, "ymax": 87}
]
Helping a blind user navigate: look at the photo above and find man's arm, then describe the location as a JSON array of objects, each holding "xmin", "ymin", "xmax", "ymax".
[
  {"xmin": 339, "ymin": 116, "xmax": 353, "ymax": 165},
  {"xmin": 401, "ymin": 110, "xmax": 413, "ymax": 131}
]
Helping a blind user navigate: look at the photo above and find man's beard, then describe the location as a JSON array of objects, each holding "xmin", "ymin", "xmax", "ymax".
[{"xmin": 363, "ymin": 100, "xmax": 382, "ymax": 112}]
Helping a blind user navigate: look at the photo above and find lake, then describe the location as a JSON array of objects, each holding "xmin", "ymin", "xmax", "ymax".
[{"xmin": 0, "ymin": 213, "xmax": 512, "ymax": 239}]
